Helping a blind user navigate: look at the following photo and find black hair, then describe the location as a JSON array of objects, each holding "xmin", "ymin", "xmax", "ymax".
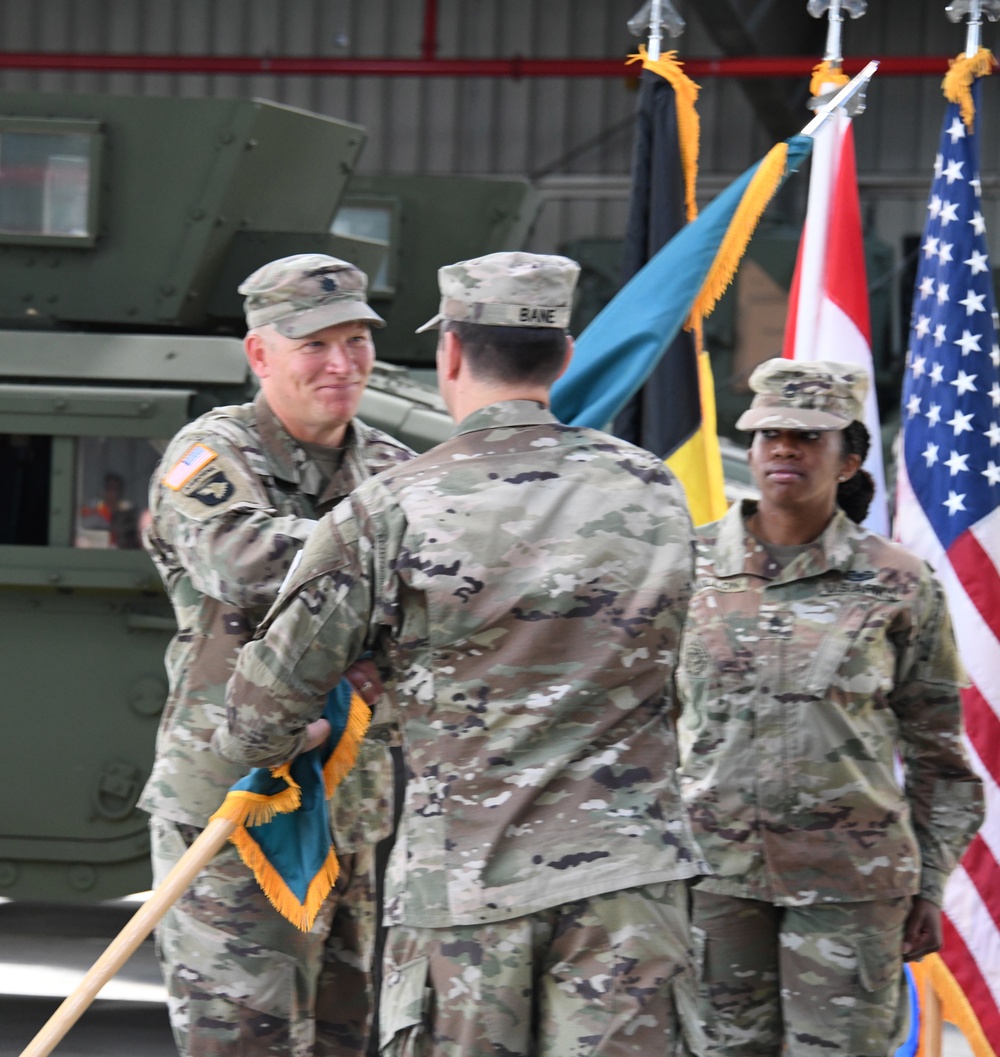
[
  {"xmin": 443, "ymin": 320, "xmax": 567, "ymax": 386},
  {"xmin": 838, "ymin": 420, "xmax": 875, "ymax": 524}
]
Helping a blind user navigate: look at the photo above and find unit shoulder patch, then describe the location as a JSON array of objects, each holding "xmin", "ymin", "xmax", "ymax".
[{"xmin": 164, "ymin": 453, "xmax": 262, "ymax": 521}]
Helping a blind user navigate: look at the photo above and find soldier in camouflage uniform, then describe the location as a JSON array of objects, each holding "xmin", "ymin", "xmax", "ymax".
[
  {"xmin": 676, "ymin": 359, "xmax": 984, "ymax": 1057},
  {"xmin": 214, "ymin": 251, "xmax": 709, "ymax": 1057},
  {"xmin": 141, "ymin": 254, "xmax": 414, "ymax": 1057}
]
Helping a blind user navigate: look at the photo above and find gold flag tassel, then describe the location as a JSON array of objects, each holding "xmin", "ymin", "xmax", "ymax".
[
  {"xmin": 943, "ymin": 46, "xmax": 996, "ymax": 130},
  {"xmin": 809, "ymin": 59, "xmax": 850, "ymax": 96}
]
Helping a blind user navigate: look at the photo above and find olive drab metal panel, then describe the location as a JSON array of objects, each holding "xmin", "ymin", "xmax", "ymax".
[
  {"xmin": 0, "ymin": 92, "xmax": 366, "ymax": 331},
  {"xmin": 0, "ymin": 90, "xmax": 485, "ymax": 904}
]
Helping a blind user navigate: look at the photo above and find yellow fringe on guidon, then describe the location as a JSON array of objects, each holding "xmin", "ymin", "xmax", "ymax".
[
  {"xmin": 627, "ymin": 47, "xmax": 701, "ymax": 223},
  {"xmin": 908, "ymin": 954, "xmax": 997, "ymax": 1057},
  {"xmin": 211, "ymin": 690, "xmax": 371, "ymax": 931},
  {"xmin": 688, "ymin": 140, "xmax": 790, "ymax": 324},
  {"xmin": 943, "ymin": 47, "xmax": 996, "ymax": 131}
]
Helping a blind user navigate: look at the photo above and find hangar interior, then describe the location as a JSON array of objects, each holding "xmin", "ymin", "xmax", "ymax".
[{"xmin": 0, "ymin": 0, "xmax": 997, "ymax": 427}]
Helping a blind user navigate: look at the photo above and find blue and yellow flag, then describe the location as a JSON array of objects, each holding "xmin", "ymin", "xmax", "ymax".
[
  {"xmin": 551, "ymin": 48, "xmax": 813, "ymax": 525},
  {"xmin": 210, "ymin": 679, "xmax": 370, "ymax": 931}
]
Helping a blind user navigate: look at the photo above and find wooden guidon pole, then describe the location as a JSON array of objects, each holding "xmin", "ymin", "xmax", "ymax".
[{"xmin": 19, "ymin": 815, "xmax": 236, "ymax": 1057}]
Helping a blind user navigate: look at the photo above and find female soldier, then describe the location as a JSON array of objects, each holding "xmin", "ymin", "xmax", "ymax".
[{"xmin": 678, "ymin": 358, "xmax": 983, "ymax": 1057}]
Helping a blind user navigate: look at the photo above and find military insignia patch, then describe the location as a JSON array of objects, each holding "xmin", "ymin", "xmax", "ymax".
[
  {"xmin": 187, "ymin": 471, "xmax": 235, "ymax": 506},
  {"xmin": 163, "ymin": 443, "xmax": 218, "ymax": 490}
]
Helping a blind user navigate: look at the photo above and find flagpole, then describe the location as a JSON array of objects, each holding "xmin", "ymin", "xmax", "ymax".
[
  {"xmin": 965, "ymin": 0, "xmax": 983, "ymax": 56},
  {"xmin": 648, "ymin": 0, "xmax": 663, "ymax": 61},
  {"xmin": 824, "ymin": 0, "xmax": 845, "ymax": 64},
  {"xmin": 800, "ymin": 60, "xmax": 879, "ymax": 136},
  {"xmin": 18, "ymin": 816, "xmax": 237, "ymax": 1057}
]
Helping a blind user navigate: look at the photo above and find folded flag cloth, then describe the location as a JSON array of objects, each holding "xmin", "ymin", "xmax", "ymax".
[{"xmin": 210, "ymin": 679, "xmax": 370, "ymax": 930}]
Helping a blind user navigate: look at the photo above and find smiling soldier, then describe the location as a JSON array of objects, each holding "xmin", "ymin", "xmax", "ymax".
[{"xmin": 141, "ymin": 254, "xmax": 413, "ymax": 1057}]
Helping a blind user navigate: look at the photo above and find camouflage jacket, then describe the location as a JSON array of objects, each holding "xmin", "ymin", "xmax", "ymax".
[
  {"xmin": 677, "ymin": 500, "xmax": 983, "ymax": 907},
  {"xmin": 216, "ymin": 400, "xmax": 708, "ymax": 927},
  {"xmin": 140, "ymin": 391, "xmax": 413, "ymax": 840}
]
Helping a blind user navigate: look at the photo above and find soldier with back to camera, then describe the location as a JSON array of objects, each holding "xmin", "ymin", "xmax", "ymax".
[
  {"xmin": 214, "ymin": 251, "xmax": 709, "ymax": 1057},
  {"xmin": 141, "ymin": 254, "xmax": 413, "ymax": 1057}
]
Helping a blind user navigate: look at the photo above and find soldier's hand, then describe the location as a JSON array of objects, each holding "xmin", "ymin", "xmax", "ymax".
[
  {"xmin": 302, "ymin": 717, "xmax": 332, "ymax": 753},
  {"xmin": 345, "ymin": 657, "xmax": 384, "ymax": 709},
  {"xmin": 902, "ymin": 896, "xmax": 942, "ymax": 961}
]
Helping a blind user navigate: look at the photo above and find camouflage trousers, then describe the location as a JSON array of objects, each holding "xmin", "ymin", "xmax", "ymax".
[
  {"xmin": 379, "ymin": 880, "xmax": 705, "ymax": 1057},
  {"xmin": 150, "ymin": 816, "xmax": 377, "ymax": 1057},
  {"xmin": 690, "ymin": 887, "xmax": 911, "ymax": 1057}
]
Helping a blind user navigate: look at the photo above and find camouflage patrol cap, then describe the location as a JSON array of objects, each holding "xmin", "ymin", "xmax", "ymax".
[
  {"xmin": 415, "ymin": 251, "xmax": 580, "ymax": 333},
  {"xmin": 736, "ymin": 358, "xmax": 869, "ymax": 431},
  {"xmin": 239, "ymin": 253, "xmax": 384, "ymax": 337}
]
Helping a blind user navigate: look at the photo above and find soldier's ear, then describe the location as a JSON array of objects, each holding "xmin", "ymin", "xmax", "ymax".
[
  {"xmin": 244, "ymin": 330, "xmax": 270, "ymax": 380},
  {"xmin": 440, "ymin": 329, "xmax": 463, "ymax": 382}
]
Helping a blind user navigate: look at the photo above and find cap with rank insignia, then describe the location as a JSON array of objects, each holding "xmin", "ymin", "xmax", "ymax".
[
  {"xmin": 735, "ymin": 358, "xmax": 869, "ymax": 432},
  {"xmin": 415, "ymin": 251, "xmax": 580, "ymax": 334},
  {"xmin": 239, "ymin": 253, "xmax": 385, "ymax": 337}
]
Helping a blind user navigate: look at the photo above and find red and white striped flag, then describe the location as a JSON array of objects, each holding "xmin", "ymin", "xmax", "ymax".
[
  {"xmin": 896, "ymin": 72, "xmax": 1000, "ymax": 1054},
  {"xmin": 783, "ymin": 109, "xmax": 889, "ymax": 534}
]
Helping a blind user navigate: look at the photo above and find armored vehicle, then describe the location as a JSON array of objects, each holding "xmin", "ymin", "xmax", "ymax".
[{"xmin": 0, "ymin": 91, "xmax": 536, "ymax": 903}]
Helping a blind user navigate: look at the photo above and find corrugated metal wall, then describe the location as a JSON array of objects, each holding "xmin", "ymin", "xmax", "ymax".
[{"xmin": 1, "ymin": 0, "xmax": 998, "ymax": 300}]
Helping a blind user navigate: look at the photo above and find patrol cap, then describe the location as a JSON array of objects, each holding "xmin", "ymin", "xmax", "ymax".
[
  {"xmin": 735, "ymin": 358, "xmax": 869, "ymax": 431},
  {"xmin": 239, "ymin": 253, "xmax": 385, "ymax": 337},
  {"xmin": 415, "ymin": 251, "xmax": 580, "ymax": 333}
]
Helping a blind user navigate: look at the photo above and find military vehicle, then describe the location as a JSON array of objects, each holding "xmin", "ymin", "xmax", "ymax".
[{"xmin": 0, "ymin": 91, "xmax": 538, "ymax": 904}]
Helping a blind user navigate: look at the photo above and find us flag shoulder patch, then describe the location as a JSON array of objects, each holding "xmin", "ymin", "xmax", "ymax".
[{"xmin": 163, "ymin": 443, "xmax": 218, "ymax": 490}]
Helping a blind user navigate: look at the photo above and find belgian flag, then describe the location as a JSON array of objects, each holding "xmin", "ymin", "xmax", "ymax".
[{"xmin": 552, "ymin": 48, "xmax": 812, "ymax": 526}]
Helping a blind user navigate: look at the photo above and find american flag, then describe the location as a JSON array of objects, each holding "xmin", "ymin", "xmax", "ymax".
[{"xmin": 897, "ymin": 78, "xmax": 1000, "ymax": 1051}]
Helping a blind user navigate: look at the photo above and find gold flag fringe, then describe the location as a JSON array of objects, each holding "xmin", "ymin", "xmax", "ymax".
[
  {"xmin": 689, "ymin": 141, "xmax": 790, "ymax": 324},
  {"xmin": 228, "ymin": 824, "xmax": 341, "ymax": 932},
  {"xmin": 809, "ymin": 60, "xmax": 849, "ymax": 97},
  {"xmin": 211, "ymin": 771, "xmax": 302, "ymax": 828},
  {"xmin": 210, "ymin": 690, "xmax": 372, "ymax": 930},
  {"xmin": 910, "ymin": 954, "xmax": 997, "ymax": 1057},
  {"xmin": 628, "ymin": 47, "xmax": 701, "ymax": 223},
  {"xmin": 943, "ymin": 47, "xmax": 996, "ymax": 131},
  {"xmin": 322, "ymin": 691, "xmax": 372, "ymax": 797}
]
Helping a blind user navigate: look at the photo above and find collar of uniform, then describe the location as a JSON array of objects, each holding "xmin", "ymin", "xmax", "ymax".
[
  {"xmin": 452, "ymin": 399, "xmax": 557, "ymax": 436},
  {"xmin": 252, "ymin": 391, "xmax": 304, "ymax": 484},
  {"xmin": 253, "ymin": 395, "xmax": 359, "ymax": 501},
  {"xmin": 712, "ymin": 499, "xmax": 860, "ymax": 581},
  {"xmin": 252, "ymin": 392, "xmax": 358, "ymax": 493}
]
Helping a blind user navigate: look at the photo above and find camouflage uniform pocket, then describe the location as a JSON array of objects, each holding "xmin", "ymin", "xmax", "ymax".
[
  {"xmin": 329, "ymin": 730, "xmax": 396, "ymax": 851},
  {"xmin": 849, "ymin": 925, "xmax": 907, "ymax": 1054},
  {"xmin": 379, "ymin": 955, "xmax": 431, "ymax": 1057}
]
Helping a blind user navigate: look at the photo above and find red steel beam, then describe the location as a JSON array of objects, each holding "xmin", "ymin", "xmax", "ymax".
[{"xmin": 0, "ymin": 52, "xmax": 958, "ymax": 78}]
